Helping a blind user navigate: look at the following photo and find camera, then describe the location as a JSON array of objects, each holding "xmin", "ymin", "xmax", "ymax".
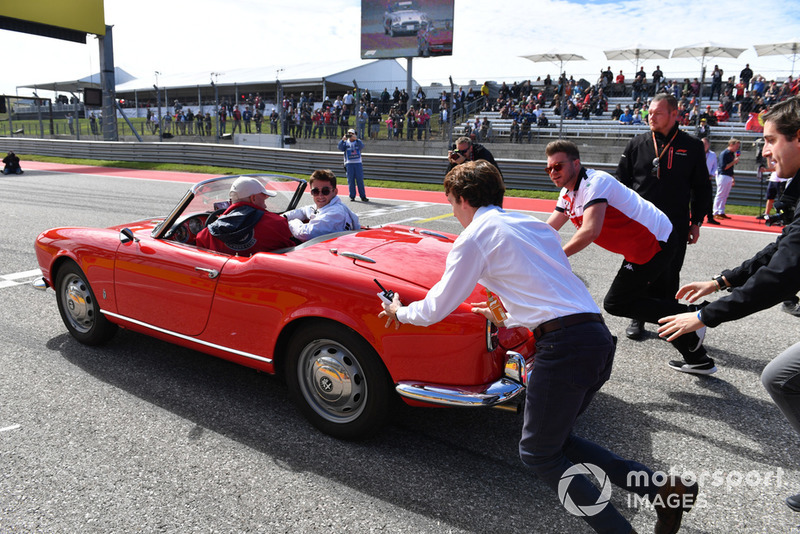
[{"xmin": 765, "ymin": 199, "xmax": 795, "ymax": 227}]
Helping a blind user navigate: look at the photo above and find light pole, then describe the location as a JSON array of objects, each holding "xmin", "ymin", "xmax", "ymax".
[
  {"xmin": 154, "ymin": 71, "xmax": 162, "ymax": 143},
  {"xmin": 211, "ymin": 72, "xmax": 222, "ymax": 141}
]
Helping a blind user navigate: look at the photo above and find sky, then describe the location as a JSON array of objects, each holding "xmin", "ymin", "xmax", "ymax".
[{"xmin": 2, "ymin": 0, "xmax": 799, "ymax": 98}]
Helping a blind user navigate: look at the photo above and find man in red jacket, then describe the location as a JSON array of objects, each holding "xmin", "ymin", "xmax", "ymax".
[{"xmin": 196, "ymin": 177, "xmax": 295, "ymax": 255}]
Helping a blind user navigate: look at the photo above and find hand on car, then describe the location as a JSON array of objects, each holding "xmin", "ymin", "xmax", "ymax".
[{"xmin": 378, "ymin": 292, "xmax": 402, "ymax": 330}]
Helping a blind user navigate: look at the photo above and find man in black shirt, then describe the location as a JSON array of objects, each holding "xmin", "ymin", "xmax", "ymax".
[
  {"xmin": 659, "ymin": 95, "xmax": 800, "ymax": 513},
  {"xmin": 740, "ymin": 63, "xmax": 754, "ymax": 90},
  {"xmin": 446, "ymin": 136, "xmax": 500, "ymax": 176},
  {"xmin": 614, "ymin": 93, "xmax": 713, "ymax": 374}
]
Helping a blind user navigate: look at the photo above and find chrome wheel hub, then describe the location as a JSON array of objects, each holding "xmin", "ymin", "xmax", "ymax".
[
  {"xmin": 299, "ymin": 340, "xmax": 366, "ymax": 423},
  {"xmin": 62, "ymin": 274, "xmax": 94, "ymax": 333}
]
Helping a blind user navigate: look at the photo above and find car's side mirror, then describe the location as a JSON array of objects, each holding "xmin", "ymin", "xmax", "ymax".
[{"xmin": 119, "ymin": 228, "xmax": 139, "ymax": 244}]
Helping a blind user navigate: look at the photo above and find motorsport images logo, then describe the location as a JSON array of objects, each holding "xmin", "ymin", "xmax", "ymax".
[{"xmin": 558, "ymin": 463, "xmax": 612, "ymax": 517}]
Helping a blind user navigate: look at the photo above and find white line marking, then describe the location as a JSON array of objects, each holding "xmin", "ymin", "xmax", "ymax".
[
  {"xmin": 0, "ymin": 269, "xmax": 43, "ymax": 289},
  {"xmin": 0, "ymin": 424, "xmax": 21, "ymax": 432},
  {"xmin": 5, "ymin": 269, "xmax": 42, "ymax": 280}
]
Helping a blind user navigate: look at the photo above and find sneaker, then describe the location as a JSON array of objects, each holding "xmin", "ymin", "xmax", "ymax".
[
  {"xmin": 625, "ymin": 319, "xmax": 644, "ymax": 340},
  {"xmin": 349, "ymin": 197, "xmax": 356, "ymax": 201},
  {"xmin": 787, "ymin": 492, "xmax": 800, "ymax": 512},
  {"xmin": 361, "ymin": 197, "xmax": 370, "ymax": 202},
  {"xmin": 781, "ymin": 300, "xmax": 800, "ymax": 318},
  {"xmin": 668, "ymin": 359, "xmax": 717, "ymax": 375}
]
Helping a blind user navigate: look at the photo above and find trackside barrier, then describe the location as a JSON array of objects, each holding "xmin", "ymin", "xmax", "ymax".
[{"xmin": 0, "ymin": 137, "xmax": 767, "ymax": 207}]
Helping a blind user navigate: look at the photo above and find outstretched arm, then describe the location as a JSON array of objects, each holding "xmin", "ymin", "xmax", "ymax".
[{"xmin": 561, "ymin": 202, "xmax": 606, "ymax": 257}]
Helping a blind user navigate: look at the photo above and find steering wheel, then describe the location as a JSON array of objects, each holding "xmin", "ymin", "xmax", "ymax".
[{"xmin": 205, "ymin": 208, "xmax": 227, "ymax": 227}]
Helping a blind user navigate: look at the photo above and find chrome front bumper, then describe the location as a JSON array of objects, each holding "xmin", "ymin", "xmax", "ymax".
[
  {"xmin": 32, "ymin": 277, "xmax": 49, "ymax": 291},
  {"xmin": 395, "ymin": 351, "xmax": 527, "ymax": 410}
]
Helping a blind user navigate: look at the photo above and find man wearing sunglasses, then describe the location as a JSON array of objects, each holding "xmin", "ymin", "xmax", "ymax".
[
  {"xmin": 283, "ymin": 169, "xmax": 360, "ymax": 242},
  {"xmin": 545, "ymin": 140, "xmax": 714, "ymax": 375}
]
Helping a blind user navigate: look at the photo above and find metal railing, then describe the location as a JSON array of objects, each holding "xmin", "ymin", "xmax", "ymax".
[{"xmin": 0, "ymin": 137, "xmax": 767, "ymax": 207}]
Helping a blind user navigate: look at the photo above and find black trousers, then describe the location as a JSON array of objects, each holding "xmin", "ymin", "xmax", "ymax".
[{"xmin": 603, "ymin": 231, "xmax": 706, "ymax": 363}]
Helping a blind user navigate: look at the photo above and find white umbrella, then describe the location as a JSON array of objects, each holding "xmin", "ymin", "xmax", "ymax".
[
  {"xmin": 671, "ymin": 42, "xmax": 747, "ymax": 62},
  {"xmin": 521, "ymin": 51, "xmax": 587, "ymax": 139},
  {"xmin": 671, "ymin": 42, "xmax": 746, "ymax": 130},
  {"xmin": 754, "ymin": 39, "xmax": 800, "ymax": 76},
  {"xmin": 604, "ymin": 44, "xmax": 670, "ymax": 72}
]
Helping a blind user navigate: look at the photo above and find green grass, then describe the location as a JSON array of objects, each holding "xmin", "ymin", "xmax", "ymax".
[{"xmin": 17, "ymin": 153, "xmax": 757, "ymax": 213}]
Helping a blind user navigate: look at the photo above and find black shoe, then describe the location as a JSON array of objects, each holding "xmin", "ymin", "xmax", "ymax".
[
  {"xmin": 781, "ymin": 300, "xmax": 800, "ymax": 317},
  {"xmin": 787, "ymin": 492, "xmax": 800, "ymax": 512},
  {"xmin": 654, "ymin": 476, "xmax": 699, "ymax": 534},
  {"xmin": 625, "ymin": 319, "xmax": 644, "ymax": 340},
  {"xmin": 350, "ymin": 197, "xmax": 356, "ymax": 201},
  {"xmin": 706, "ymin": 218, "xmax": 720, "ymax": 225},
  {"xmin": 361, "ymin": 197, "xmax": 369, "ymax": 202},
  {"xmin": 668, "ymin": 358, "xmax": 717, "ymax": 375}
]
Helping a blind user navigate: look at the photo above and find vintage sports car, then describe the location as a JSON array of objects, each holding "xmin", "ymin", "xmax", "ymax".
[
  {"xmin": 34, "ymin": 174, "xmax": 535, "ymax": 439},
  {"xmin": 383, "ymin": 0, "xmax": 429, "ymax": 37},
  {"xmin": 417, "ymin": 19, "xmax": 453, "ymax": 57}
]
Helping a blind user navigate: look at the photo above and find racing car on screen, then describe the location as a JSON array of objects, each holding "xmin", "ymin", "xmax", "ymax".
[
  {"xmin": 383, "ymin": 0, "xmax": 430, "ymax": 37},
  {"xmin": 34, "ymin": 174, "xmax": 535, "ymax": 440},
  {"xmin": 417, "ymin": 19, "xmax": 453, "ymax": 57}
]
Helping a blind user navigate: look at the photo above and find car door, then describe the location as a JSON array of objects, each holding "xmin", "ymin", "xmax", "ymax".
[{"xmin": 114, "ymin": 237, "xmax": 229, "ymax": 336}]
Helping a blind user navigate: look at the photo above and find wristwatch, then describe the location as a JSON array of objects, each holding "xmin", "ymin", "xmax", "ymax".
[{"xmin": 713, "ymin": 275, "xmax": 731, "ymax": 292}]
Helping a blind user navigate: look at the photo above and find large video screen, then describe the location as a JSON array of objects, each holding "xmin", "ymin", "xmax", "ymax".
[
  {"xmin": 1, "ymin": 0, "xmax": 105, "ymax": 36},
  {"xmin": 361, "ymin": 0, "xmax": 454, "ymax": 60}
]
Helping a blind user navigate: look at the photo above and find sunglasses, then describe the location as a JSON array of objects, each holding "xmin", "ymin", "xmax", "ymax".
[
  {"xmin": 310, "ymin": 187, "xmax": 332, "ymax": 196},
  {"xmin": 544, "ymin": 161, "xmax": 568, "ymax": 174}
]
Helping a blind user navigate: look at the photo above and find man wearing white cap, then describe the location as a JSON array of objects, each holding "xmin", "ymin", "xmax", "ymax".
[
  {"xmin": 338, "ymin": 128, "xmax": 368, "ymax": 201},
  {"xmin": 196, "ymin": 176, "xmax": 295, "ymax": 255}
]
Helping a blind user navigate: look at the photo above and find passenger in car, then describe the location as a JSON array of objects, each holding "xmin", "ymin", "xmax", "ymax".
[
  {"xmin": 196, "ymin": 176, "xmax": 295, "ymax": 255},
  {"xmin": 282, "ymin": 169, "xmax": 360, "ymax": 242}
]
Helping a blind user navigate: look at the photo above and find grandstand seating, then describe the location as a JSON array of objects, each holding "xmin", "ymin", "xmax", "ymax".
[{"xmin": 453, "ymin": 96, "xmax": 762, "ymax": 142}]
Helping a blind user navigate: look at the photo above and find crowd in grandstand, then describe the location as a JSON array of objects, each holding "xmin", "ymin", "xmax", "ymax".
[{"xmin": 129, "ymin": 61, "xmax": 800, "ymax": 142}]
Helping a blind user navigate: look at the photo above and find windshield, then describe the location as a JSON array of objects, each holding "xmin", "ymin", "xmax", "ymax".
[{"xmin": 152, "ymin": 174, "xmax": 306, "ymax": 239}]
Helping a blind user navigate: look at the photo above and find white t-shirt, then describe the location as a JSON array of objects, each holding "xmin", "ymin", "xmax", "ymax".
[{"xmin": 397, "ymin": 205, "xmax": 599, "ymax": 329}]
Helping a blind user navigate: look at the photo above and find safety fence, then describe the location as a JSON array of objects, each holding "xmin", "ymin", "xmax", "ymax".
[{"xmin": 0, "ymin": 137, "xmax": 767, "ymax": 207}]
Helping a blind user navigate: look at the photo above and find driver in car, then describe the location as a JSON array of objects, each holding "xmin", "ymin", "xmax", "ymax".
[
  {"xmin": 282, "ymin": 169, "xmax": 360, "ymax": 242},
  {"xmin": 196, "ymin": 176, "xmax": 295, "ymax": 255}
]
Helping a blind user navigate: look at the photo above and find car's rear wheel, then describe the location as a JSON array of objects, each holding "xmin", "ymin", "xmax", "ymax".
[
  {"xmin": 55, "ymin": 261, "xmax": 117, "ymax": 346},
  {"xmin": 286, "ymin": 322, "xmax": 391, "ymax": 440}
]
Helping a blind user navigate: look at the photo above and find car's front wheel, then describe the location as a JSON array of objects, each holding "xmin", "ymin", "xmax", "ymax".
[
  {"xmin": 55, "ymin": 261, "xmax": 117, "ymax": 345},
  {"xmin": 286, "ymin": 322, "xmax": 391, "ymax": 440}
]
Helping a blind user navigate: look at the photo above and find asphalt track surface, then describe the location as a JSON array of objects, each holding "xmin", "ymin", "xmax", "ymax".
[{"xmin": 1, "ymin": 163, "xmax": 798, "ymax": 534}]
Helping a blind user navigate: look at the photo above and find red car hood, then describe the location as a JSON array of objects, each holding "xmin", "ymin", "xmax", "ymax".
[{"xmin": 291, "ymin": 225, "xmax": 483, "ymax": 299}]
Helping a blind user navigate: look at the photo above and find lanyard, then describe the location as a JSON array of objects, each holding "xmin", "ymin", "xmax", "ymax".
[{"xmin": 651, "ymin": 128, "xmax": 679, "ymax": 179}]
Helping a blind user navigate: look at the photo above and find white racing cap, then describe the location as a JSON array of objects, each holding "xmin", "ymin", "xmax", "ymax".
[{"xmin": 230, "ymin": 177, "xmax": 276, "ymax": 202}]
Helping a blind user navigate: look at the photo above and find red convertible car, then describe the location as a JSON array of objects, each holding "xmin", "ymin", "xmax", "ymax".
[
  {"xmin": 417, "ymin": 20, "xmax": 453, "ymax": 57},
  {"xmin": 34, "ymin": 174, "xmax": 535, "ymax": 439}
]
